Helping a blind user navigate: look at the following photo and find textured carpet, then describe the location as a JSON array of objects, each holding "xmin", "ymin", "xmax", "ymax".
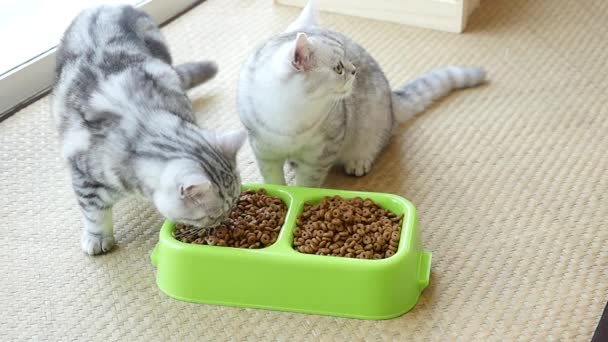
[{"xmin": 2, "ymin": 0, "xmax": 607, "ymax": 340}]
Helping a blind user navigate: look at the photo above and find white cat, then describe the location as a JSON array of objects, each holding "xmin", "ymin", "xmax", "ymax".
[{"xmin": 237, "ymin": 0, "xmax": 486, "ymax": 187}]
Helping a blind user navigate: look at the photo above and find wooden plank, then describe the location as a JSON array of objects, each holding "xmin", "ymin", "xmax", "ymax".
[{"xmin": 275, "ymin": 0, "xmax": 479, "ymax": 33}]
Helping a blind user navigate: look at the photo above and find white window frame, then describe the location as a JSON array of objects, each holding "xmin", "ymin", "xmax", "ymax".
[{"xmin": 0, "ymin": 0, "xmax": 201, "ymax": 121}]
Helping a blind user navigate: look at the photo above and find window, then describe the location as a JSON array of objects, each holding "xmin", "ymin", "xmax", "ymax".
[{"xmin": 0, "ymin": 0, "xmax": 200, "ymax": 120}]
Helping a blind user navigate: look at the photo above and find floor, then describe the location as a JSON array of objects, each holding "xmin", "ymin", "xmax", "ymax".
[{"xmin": 2, "ymin": 0, "xmax": 607, "ymax": 340}]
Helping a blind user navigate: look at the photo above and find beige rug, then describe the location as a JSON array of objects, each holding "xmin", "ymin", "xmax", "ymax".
[{"xmin": 2, "ymin": 0, "xmax": 607, "ymax": 340}]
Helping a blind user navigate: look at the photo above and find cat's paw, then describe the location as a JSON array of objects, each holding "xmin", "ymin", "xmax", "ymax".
[
  {"xmin": 344, "ymin": 160, "xmax": 373, "ymax": 177},
  {"xmin": 81, "ymin": 231, "xmax": 116, "ymax": 255}
]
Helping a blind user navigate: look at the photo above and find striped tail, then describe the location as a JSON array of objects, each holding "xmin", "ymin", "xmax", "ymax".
[
  {"xmin": 175, "ymin": 61, "xmax": 218, "ymax": 90},
  {"xmin": 391, "ymin": 66, "xmax": 486, "ymax": 123}
]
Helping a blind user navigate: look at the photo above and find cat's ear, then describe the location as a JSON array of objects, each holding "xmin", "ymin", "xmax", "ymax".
[
  {"xmin": 217, "ymin": 129, "xmax": 247, "ymax": 159},
  {"xmin": 285, "ymin": 0, "xmax": 320, "ymax": 32},
  {"xmin": 292, "ymin": 33, "xmax": 312, "ymax": 71},
  {"xmin": 179, "ymin": 174, "xmax": 214, "ymax": 202}
]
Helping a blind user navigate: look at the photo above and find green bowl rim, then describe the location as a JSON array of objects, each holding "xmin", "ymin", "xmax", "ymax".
[{"xmin": 157, "ymin": 183, "xmax": 418, "ymax": 266}]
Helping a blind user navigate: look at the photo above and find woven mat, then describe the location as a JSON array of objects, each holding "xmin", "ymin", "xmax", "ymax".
[{"xmin": 2, "ymin": 0, "xmax": 607, "ymax": 340}]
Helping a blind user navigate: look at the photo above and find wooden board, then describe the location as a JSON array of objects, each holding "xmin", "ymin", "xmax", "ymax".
[{"xmin": 275, "ymin": 0, "xmax": 480, "ymax": 33}]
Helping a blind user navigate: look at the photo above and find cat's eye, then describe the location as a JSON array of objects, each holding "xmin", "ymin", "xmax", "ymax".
[{"xmin": 334, "ymin": 62, "xmax": 344, "ymax": 75}]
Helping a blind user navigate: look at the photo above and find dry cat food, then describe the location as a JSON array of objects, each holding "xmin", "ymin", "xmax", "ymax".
[
  {"xmin": 293, "ymin": 196, "xmax": 403, "ymax": 259},
  {"xmin": 173, "ymin": 189, "xmax": 287, "ymax": 248}
]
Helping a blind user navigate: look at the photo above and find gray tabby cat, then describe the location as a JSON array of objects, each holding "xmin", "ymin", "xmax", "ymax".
[
  {"xmin": 237, "ymin": 0, "xmax": 486, "ymax": 187},
  {"xmin": 53, "ymin": 5, "xmax": 246, "ymax": 255}
]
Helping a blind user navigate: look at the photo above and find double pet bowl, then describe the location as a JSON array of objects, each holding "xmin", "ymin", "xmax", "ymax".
[{"xmin": 151, "ymin": 184, "xmax": 431, "ymax": 320}]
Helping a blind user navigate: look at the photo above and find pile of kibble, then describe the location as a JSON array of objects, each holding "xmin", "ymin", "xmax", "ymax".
[
  {"xmin": 293, "ymin": 196, "xmax": 403, "ymax": 259},
  {"xmin": 173, "ymin": 189, "xmax": 286, "ymax": 248}
]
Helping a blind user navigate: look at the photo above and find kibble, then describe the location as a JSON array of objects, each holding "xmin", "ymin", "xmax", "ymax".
[
  {"xmin": 173, "ymin": 189, "xmax": 286, "ymax": 248},
  {"xmin": 293, "ymin": 196, "xmax": 403, "ymax": 259}
]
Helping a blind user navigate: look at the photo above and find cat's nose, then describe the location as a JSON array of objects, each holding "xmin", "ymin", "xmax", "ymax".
[{"xmin": 349, "ymin": 63, "xmax": 357, "ymax": 75}]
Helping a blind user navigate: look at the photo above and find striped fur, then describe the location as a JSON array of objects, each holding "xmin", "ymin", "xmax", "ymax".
[
  {"xmin": 53, "ymin": 5, "xmax": 245, "ymax": 255},
  {"xmin": 392, "ymin": 66, "xmax": 486, "ymax": 123},
  {"xmin": 237, "ymin": 0, "xmax": 486, "ymax": 186},
  {"xmin": 176, "ymin": 62, "xmax": 218, "ymax": 90}
]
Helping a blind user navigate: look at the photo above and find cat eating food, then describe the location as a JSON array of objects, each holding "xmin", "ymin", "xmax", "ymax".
[
  {"xmin": 53, "ymin": 5, "xmax": 246, "ymax": 255},
  {"xmin": 237, "ymin": 0, "xmax": 486, "ymax": 187}
]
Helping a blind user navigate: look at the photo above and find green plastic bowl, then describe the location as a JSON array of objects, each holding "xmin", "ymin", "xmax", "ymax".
[{"xmin": 151, "ymin": 184, "xmax": 431, "ymax": 320}]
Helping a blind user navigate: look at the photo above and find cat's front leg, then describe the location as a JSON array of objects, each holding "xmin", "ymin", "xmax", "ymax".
[
  {"xmin": 80, "ymin": 207, "xmax": 115, "ymax": 255},
  {"xmin": 77, "ymin": 200, "xmax": 115, "ymax": 255},
  {"xmin": 294, "ymin": 160, "xmax": 333, "ymax": 188},
  {"xmin": 256, "ymin": 156, "xmax": 287, "ymax": 185},
  {"xmin": 343, "ymin": 159, "xmax": 374, "ymax": 177}
]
